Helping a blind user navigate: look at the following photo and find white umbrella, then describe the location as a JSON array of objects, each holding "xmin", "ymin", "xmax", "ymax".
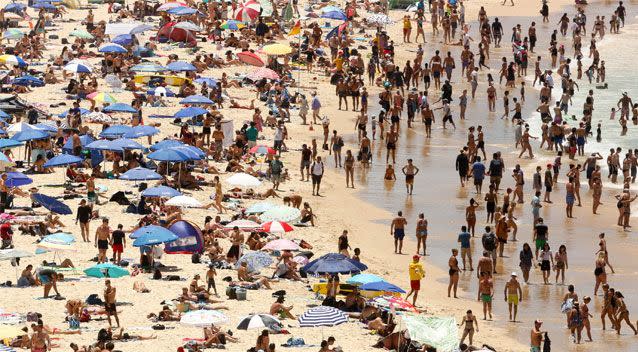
[
  {"xmin": 0, "ymin": 249, "xmax": 33, "ymax": 261},
  {"xmin": 174, "ymin": 21, "xmax": 203, "ymax": 32},
  {"xmin": 180, "ymin": 310, "xmax": 229, "ymax": 327},
  {"xmin": 7, "ymin": 122, "xmax": 36, "ymax": 134},
  {"xmin": 64, "ymin": 62, "xmax": 92, "ymax": 74},
  {"xmin": 166, "ymin": 195, "xmax": 202, "ymax": 208},
  {"xmin": 227, "ymin": 173, "xmax": 261, "ymax": 187},
  {"xmin": 224, "ymin": 219, "xmax": 261, "ymax": 230}
]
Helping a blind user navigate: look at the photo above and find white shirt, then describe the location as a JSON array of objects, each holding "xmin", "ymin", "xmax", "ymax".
[{"xmin": 311, "ymin": 161, "xmax": 324, "ymax": 176}]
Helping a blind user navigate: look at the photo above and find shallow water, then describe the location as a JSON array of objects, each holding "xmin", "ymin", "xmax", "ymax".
[{"xmin": 347, "ymin": 2, "xmax": 638, "ymax": 350}]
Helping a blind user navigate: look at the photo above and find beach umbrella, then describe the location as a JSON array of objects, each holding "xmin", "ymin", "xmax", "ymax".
[
  {"xmin": 237, "ymin": 314, "xmax": 281, "ymax": 331},
  {"xmin": 224, "ymin": 219, "xmax": 261, "ymax": 230},
  {"xmin": 120, "ymin": 167, "xmax": 162, "ymax": 181},
  {"xmin": 262, "ymin": 238, "xmax": 299, "ymax": 251},
  {"xmin": 368, "ymin": 295, "xmax": 417, "ymax": 312},
  {"xmin": 130, "ymin": 63, "xmax": 167, "ymax": 72},
  {"xmin": 157, "ymin": 1, "xmax": 187, "ymax": 11},
  {"xmin": 173, "ymin": 21, "xmax": 202, "ymax": 32},
  {"xmin": 366, "ymin": 13, "xmax": 393, "ymax": 25},
  {"xmin": 226, "ymin": 172, "xmax": 261, "ymax": 187},
  {"xmin": 7, "ymin": 122, "xmax": 35, "ymax": 134},
  {"xmin": 11, "ymin": 75, "xmax": 44, "ymax": 87},
  {"xmin": 179, "ymin": 95, "xmax": 214, "ymax": 105},
  {"xmin": 69, "ymin": 29, "xmax": 94, "ymax": 39},
  {"xmin": 98, "ymin": 43, "xmax": 128, "ymax": 54},
  {"xmin": 84, "ymin": 263, "xmax": 130, "ymax": 278},
  {"xmin": 64, "ymin": 62, "xmax": 92, "ymax": 74},
  {"xmin": 193, "ymin": 77, "xmax": 218, "ymax": 86},
  {"xmin": 0, "ymin": 139, "xmax": 22, "ymax": 149},
  {"xmin": 245, "ymin": 201, "xmax": 275, "ymax": 214},
  {"xmin": 110, "ymin": 138, "xmax": 145, "ymax": 150},
  {"xmin": 99, "ymin": 124, "xmax": 133, "ymax": 138},
  {"xmin": 246, "ymin": 67, "xmax": 279, "ymax": 81},
  {"xmin": 142, "ymin": 185, "xmax": 181, "ymax": 198},
  {"xmin": 298, "ymin": 306, "xmax": 348, "ymax": 327},
  {"xmin": 31, "ymin": 2, "xmax": 55, "ymax": 10},
  {"xmin": 259, "ymin": 206, "xmax": 301, "ymax": 222},
  {"xmin": 261, "ymin": 222, "xmax": 294, "ymax": 234},
  {"xmin": 2, "ymin": 29, "xmax": 25, "ymax": 40},
  {"xmin": 235, "ymin": 251, "xmax": 272, "ymax": 271},
  {"xmin": 400, "ymin": 315, "xmax": 458, "ymax": 351},
  {"xmin": 174, "ymin": 106, "xmax": 208, "ymax": 118},
  {"xmin": 36, "ymin": 240, "xmax": 75, "ymax": 253},
  {"xmin": 132, "ymin": 225, "xmax": 179, "ymax": 247},
  {"xmin": 59, "ymin": 108, "xmax": 90, "ymax": 119},
  {"xmin": 180, "ymin": 310, "xmax": 229, "ymax": 327},
  {"xmin": 87, "ymin": 92, "xmax": 117, "ymax": 104},
  {"xmin": 236, "ymin": 51, "xmax": 264, "ymax": 67},
  {"xmin": 220, "ymin": 20, "xmax": 245, "ymax": 31},
  {"xmin": 0, "ymin": 55, "xmax": 26, "ymax": 67},
  {"xmin": 11, "ymin": 129, "xmax": 48, "ymax": 141},
  {"xmin": 0, "ymin": 325, "xmax": 25, "ymax": 339},
  {"xmin": 233, "ymin": 0, "xmax": 261, "ymax": 22},
  {"xmin": 123, "ymin": 125, "xmax": 159, "ymax": 138},
  {"xmin": 260, "ymin": 0, "xmax": 273, "ymax": 16},
  {"xmin": 166, "ymin": 61, "xmax": 197, "ymax": 72},
  {"xmin": 149, "ymin": 86, "xmax": 176, "ymax": 97},
  {"xmin": 249, "ymin": 145, "xmax": 275, "ymax": 155},
  {"xmin": 41, "ymin": 233, "xmax": 75, "ymax": 244},
  {"xmin": 4, "ymin": 3, "xmax": 26, "ymax": 13},
  {"xmin": 346, "ymin": 273, "xmax": 384, "ymax": 285},
  {"xmin": 320, "ymin": 6, "xmax": 347, "ymax": 20},
  {"xmin": 148, "ymin": 148, "xmax": 195, "ymax": 162},
  {"xmin": 262, "ymin": 43, "xmax": 292, "ymax": 56},
  {"xmin": 0, "ymin": 110, "xmax": 9, "ymax": 119},
  {"xmin": 86, "ymin": 139, "xmax": 119, "ymax": 151},
  {"xmin": 43, "ymin": 154, "xmax": 83, "ymax": 168},
  {"xmin": 167, "ymin": 6, "xmax": 200, "ymax": 16},
  {"xmin": 103, "ymin": 103, "xmax": 138, "ymax": 114},
  {"xmin": 31, "ymin": 193, "xmax": 72, "ymax": 215},
  {"xmin": 165, "ymin": 195, "xmax": 202, "ymax": 208},
  {"xmin": 3, "ymin": 172, "xmax": 32, "ymax": 187},
  {"xmin": 360, "ymin": 281, "xmax": 405, "ymax": 293},
  {"xmin": 112, "ymin": 34, "xmax": 133, "ymax": 46},
  {"xmin": 150, "ymin": 139, "xmax": 184, "ymax": 151},
  {"xmin": 33, "ymin": 123, "xmax": 57, "ymax": 133},
  {"xmin": 302, "ymin": 253, "xmax": 368, "ymax": 275},
  {"xmin": 0, "ymin": 249, "xmax": 33, "ymax": 261}
]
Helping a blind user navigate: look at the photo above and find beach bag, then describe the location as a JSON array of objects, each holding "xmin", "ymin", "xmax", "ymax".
[
  {"xmin": 86, "ymin": 294, "xmax": 103, "ymax": 305},
  {"xmin": 191, "ymin": 253, "xmax": 201, "ymax": 264}
]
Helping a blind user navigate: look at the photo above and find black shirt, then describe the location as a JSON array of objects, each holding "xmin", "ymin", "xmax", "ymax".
[
  {"xmin": 112, "ymin": 230, "xmax": 125, "ymax": 245},
  {"xmin": 76, "ymin": 205, "xmax": 91, "ymax": 223},
  {"xmin": 535, "ymin": 224, "xmax": 548, "ymax": 240}
]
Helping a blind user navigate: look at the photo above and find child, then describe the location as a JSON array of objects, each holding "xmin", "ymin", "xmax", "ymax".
[
  {"xmin": 596, "ymin": 123, "xmax": 602, "ymax": 142},
  {"xmin": 352, "ymin": 248, "xmax": 361, "ymax": 262},
  {"xmin": 520, "ymin": 81, "xmax": 526, "ymax": 102},
  {"xmin": 206, "ymin": 264, "xmax": 218, "ymax": 296},
  {"xmin": 371, "ymin": 119, "xmax": 377, "ymax": 140},
  {"xmin": 610, "ymin": 107, "xmax": 616, "ymax": 120}
]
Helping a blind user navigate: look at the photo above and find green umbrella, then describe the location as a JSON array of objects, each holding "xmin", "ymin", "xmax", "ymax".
[
  {"xmin": 3, "ymin": 29, "xmax": 24, "ymax": 40},
  {"xmin": 70, "ymin": 29, "xmax": 94, "ymax": 39}
]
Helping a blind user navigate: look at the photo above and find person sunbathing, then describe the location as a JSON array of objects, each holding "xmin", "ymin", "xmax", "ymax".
[
  {"xmin": 229, "ymin": 99, "xmax": 255, "ymax": 110},
  {"xmin": 269, "ymin": 296, "xmax": 295, "ymax": 319},
  {"xmin": 203, "ymin": 324, "xmax": 238, "ymax": 346},
  {"xmin": 110, "ymin": 327, "xmax": 156, "ymax": 341}
]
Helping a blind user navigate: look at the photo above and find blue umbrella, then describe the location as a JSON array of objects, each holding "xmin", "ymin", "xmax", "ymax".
[
  {"xmin": 321, "ymin": 9, "xmax": 347, "ymax": 21},
  {"xmin": 98, "ymin": 125, "xmax": 133, "ymax": 138},
  {"xmin": 194, "ymin": 77, "xmax": 218, "ymax": 86},
  {"xmin": 166, "ymin": 61, "xmax": 197, "ymax": 72},
  {"xmin": 147, "ymin": 147, "xmax": 197, "ymax": 162},
  {"xmin": 58, "ymin": 108, "xmax": 90, "ymax": 118},
  {"xmin": 12, "ymin": 75, "xmax": 44, "ymax": 87},
  {"xmin": 346, "ymin": 273, "xmax": 385, "ymax": 285},
  {"xmin": 179, "ymin": 95, "xmax": 214, "ymax": 105},
  {"xmin": 84, "ymin": 263, "xmax": 130, "ymax": 278},
  {"xmin": 11, "ymin": 129, "xmax": 48, "ymax": 141},
  {"xmin": 0, "ymin": 139, "xmax": 23, "ymax": 149},
  {"xmin": 110, "ymin": 138, "xmax": 145, "ymax": 150},
  {"xmin": 43, "ymin": 154, "xmax": 83, "ymax": 168},
  {"xmin": 0, "ymin": 110, "xmax": 10, "ymax": 119},
  {"xmin": 132, "ymin": 225, "xmax": 179, "ymax": 246},
  {"xmin": 141, "ymin": 185, "xmax": 181, "ymax": 198},
  {"xmin": 103, "ymin": 103, "xmax": 138, "ymax": 114},
  {"xmin": 5, "ymin": 3, "xmax": 27, "ymax": 13},
  {"xmin": 167, "ymin": 6, "xmax": 199, "ymax": 15},
  {"xmin": 174, "ymin": 107, "xmax": 208, "ymax": 118},
  {"xmin": 150, "ymin": 139, "xmax": 184, "ymax": 151},
  {"xmin": 98, "ymin": 43, "xmax": 128, "ymax": 53},
  {"xmin": 302, "ymin": 253, "xmax": 368, "ymax": 275},
  {"xmin": 34, "ymin": 123, "xmax": 57, "ymax": 133},
  {"xmin": 130, "ymin": 63, "xmax": 167, "ymax": 72},
  {"xmin": 62, "ymin": 134, "xmax": 94, "ymax": 153},
  {"xmin": 42, "ymin": 233, "xmax": 75, "ymax": 244},
  {"xmin": 31, "ymin": 193, "xmax": 72, "ymax": 215},
  {"xmin": 360, "ymin": 281, "xmax": 406, "ymax": 293},
  {"xmin": 122, "ymin": 125, "xmax": 159, "ymax": 138},
  {"xmin": 120, "ymin": 167, "xmax": 162, "ymax": 181},
  {"xmin": 112, "ymin": 34, "xmax": 133, "ymax": 46},
  {"xmin": 3, "ymin": 171, "xmax": 32, "ymax": 187},
  {"xmin": 31, "ymin": 2, "xmax": 55, "ymax": 10},
  {"xmin": 86, "ymin": 139, "xmax": 119, "ymax": 151},
  {"xmin": 173, "ymin": 145, "xmax": 205, "ymax": 158}
]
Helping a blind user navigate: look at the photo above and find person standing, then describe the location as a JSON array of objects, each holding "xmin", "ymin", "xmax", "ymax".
[
  {"xmin": 94, "ymin": 218, "xmax": 111, "ymax": 264},
  {"xmin": 478, "ymin": 272, "xmax": 493, "ymax": 320},
  {"xmin": 472, "ymin": 156, "xmax": 486, "ymax": 194},
  {"xmin": 390, "ymin": 211, "xmax": 408, "ymax": 254},
  {"xmin": 76, "ymin": 199, "xmax": 92, "ymax": 242},
  {"xmin": 110, "ymin": 224, "xmax": 125, "ymax": 264},
  {"xmin": 311, "ymin": 92, "xmax": 321, "ymax": 124},
  {"xmin": 402, "ymin": 159, "xmax": 420, "ymax": 195},
  {"xmin": 104, "ymin": 279, "xmax": 120, "ymax": 328},
  {"xmin": 405, "ymin": 255, "xmax": 424, "ymax": 306},
  {"xmin": 481, "ymin": 226, "xmax": 498, "ymax": 272},
  {"xmin": 311, "ymin": 156, "xmax": 325, "ymax": 196},
  {"xmin": 504, "ymin": 272, "xmax": 523, "ymax": 322},
  {"xmin": 270, "ymin": 155, "xmax": 284, "ymax": 191},
  {"xmin": 458, "ymin": 225, "xmax": 473, "ymax": 271},
  {"xmin": 530, "ymin": 320, "xmax": 544, "ymax": 352},
  {"xmin": 415, "ymin": 213, "xmax": 428, "ymax": 256}
]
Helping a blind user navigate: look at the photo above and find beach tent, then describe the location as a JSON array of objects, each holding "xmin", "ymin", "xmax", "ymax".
[
  {"xmin": 165, "ymin": 220, "xmax": 204, "ymax": 254},
  {"xmin": 157, "ymin": 22, "xmax": 197, "ymax": 45}
]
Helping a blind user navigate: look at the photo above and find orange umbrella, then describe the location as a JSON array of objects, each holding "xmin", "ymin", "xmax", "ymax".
[{"xmin": 237, "ymin": 51, "xmax": 264, "ymax": 67}]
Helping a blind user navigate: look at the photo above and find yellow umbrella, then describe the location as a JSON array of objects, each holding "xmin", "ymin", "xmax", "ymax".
[
  {"xmin": 262, "ymin": 43, "xmax": 292, "ymax": 56},
  {"xmin": 0, "ymin": 324, "xmax": 26, "ymax": 339}
]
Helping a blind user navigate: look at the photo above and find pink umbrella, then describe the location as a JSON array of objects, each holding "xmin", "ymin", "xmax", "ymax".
[
  {"xmin": 237, "ymin": 51, "xmax": 265, "ymax": 67},
  {"xmin": 261, "ymin": 221, "xmax": 294, "ymax": 233},
  {"xmin": 263, "ymin": 239, "xmax": 300, "ymax": 251},
  {"xmin": 247, "ymin": 67, "xmax": 279, "ymax": 81},
  {"xmin": 292, "ymin": 255, "xmax": 309, "ymax": 266},
  {"xmin": 233, "ymin": 1, "xmax": 261, "ymax": 22}
]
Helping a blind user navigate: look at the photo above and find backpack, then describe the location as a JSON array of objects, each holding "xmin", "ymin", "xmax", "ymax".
[{"xmin": 484, "ymin": 233, "xmax": 497, "ymax": 251}]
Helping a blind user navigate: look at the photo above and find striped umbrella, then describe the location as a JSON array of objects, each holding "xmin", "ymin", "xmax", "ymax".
[
  {"xmin": 249, "ymin": 144, "xmax": 275, "ymax": 155},
  {"xmin": 0, "ymin": 55, "xmax": 26, "ymax": 67},
  {"xmin": 247, "ymin": 67, "xmax": 279, "ymax": 80},
  {"xmin": 262, "ymin": 239, "xmax": 299, "ymax": 251},
  {"xmin": 298, "ymin": 306, "xmax": 348, "ymax": 327},
  {"xmin": 87, "ymin": 92, "xmax": 117, "ymax": 103},
  {"xmin": 220, "ymin": 20, "xmax": 246, "ymax": 30},
  {"xmin": 261, "ymin": 222, "xmax": 294, "ymax": 234},
  {"xmin": 237, "ymin": 51, "xmax": 264, "ymax": 67},
  {"xmin": 233, "ymin": 0, "xmax": 261, "ymax": 22},
  {"xmin": 64, "ymin": 62, "xmax": 92, "ymax": 73},
  {"xmin": 3, "ymin": 29, "xmax": 25, "ymax": 40},
  {"xmin": 157, "ymin": 2, "xmax": 187, "ymax": 11},
  {"xmin": 237, "ymin": 314, "xmax": 281, "ymax": 330}
]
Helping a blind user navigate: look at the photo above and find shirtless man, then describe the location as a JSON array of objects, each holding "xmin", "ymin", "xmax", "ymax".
[
  {"xmin": 530, "ymin": 320, "xmax": 544, "ymax": 352},
  {"xmin": 390, "ymin": 211, "xmax": 408, "ymax": 254},
  {"xmin": 385, "ymin": 126, "xmax": 398, "ymax": 164},
  {"xmin": 94, "ymin": 218, "xmax": 111, "ymax": 263},
  {"xmin": 402, "ymin": 159, "xmax": 420, "ymax": 195},
  {"xmin": 476, "ymin": 251, "xmax": 493, "ymax": 279},
  {"xmin": 104, "ymin": 279, "xmax": 119, "ymax": 328},
  {"xmin": 226, "ymin": 226, "xmax": 244, "ymax": 263},
  {"xmin": 86, "ymin": 175, "xmax": 98, "ymax": 205},
  {"xmin": 504, "ymin": 272, "xmax": 523, "ymax": 322},
  {"xmin": 478, "ymin": 272, "xmax": 493, "ymax": 320},
  {"xmin": 518, "ymin": 127, "xmax": 538, "ymax": 158},
  {"xmin": 617, "ymin": 92, "xmax": 633, "ymax": 120}
]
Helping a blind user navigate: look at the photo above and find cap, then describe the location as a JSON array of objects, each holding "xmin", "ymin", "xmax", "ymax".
[
  {"xmin": 511, "ymin": 272, "xmax": 517, "ymax": 276},
  {"xmin": 412, "ymin": 255, "xmax": 420, "ymax": 260},
  {"xmin": 535, "ymin": 319, "xmax": 543, "ymax": 324}
]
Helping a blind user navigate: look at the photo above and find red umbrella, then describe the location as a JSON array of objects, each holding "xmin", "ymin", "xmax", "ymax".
[
  {"xmin": 237, "ymin": 51, "xmax": 265, "ymax": 67},
  {"xmin": 247, "ymin": 67, "xmax": 280, "ymax": 80},
  {"xmin": 233, "ymin": 0, "xmax": 261, "ymax": 22},
  {"xmin": 261, "ymin": 221, "xmax": 294, "ymax": 233},
  {"xmin": 249, "ymin": 145, "xmax": 276, "ymax": 155}
]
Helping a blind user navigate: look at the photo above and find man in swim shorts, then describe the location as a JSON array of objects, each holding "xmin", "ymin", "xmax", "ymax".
[
  {"xmin": 402, "ymin": 159, "xmax": 420, "ymax": 195},
  {"xmin": 478, "ymin": 272, "xmax": 493, "ymax": 320},
  {"xmin": 390, "ymin": 211, "xmax": 408, "ymax": 254},
  {"xmin": 504, "ymin": 272, "xmax": 523, "ymax": 322}
]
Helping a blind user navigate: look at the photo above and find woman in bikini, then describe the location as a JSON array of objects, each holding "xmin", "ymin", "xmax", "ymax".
[
  {"xmin": 448, "ymin": 249, "xmax": 460, "ymax": 298},
  {"xmin": 459, "ymin": 310, "xmax": 479, "ymax": 346},
  {"xmin": 554, "ymin": 244, "xmax": 568, "ymax": 285},
  {"xmin": 594, "ymin": 251, "xmax": 607, "ymax": 296},
  {"xmin": 465, "ymin": 198, "xmax": 478, "ymax": 236},
  {"xmin": 614, "ymin": 291, "xmax": 638, "ymax": 335}
]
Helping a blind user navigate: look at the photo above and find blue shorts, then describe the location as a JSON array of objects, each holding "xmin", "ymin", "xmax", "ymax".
[
  {"xmin": 39, "ymin": 275, "xmax": 50, "ymax": 285},
  {"xmin": 566, "ymin": 193, "xmax": 575, "ymax": 205},
  {"xmin": 394, "ymin": 228, "xmax": 405, "ymax": 240},
  {"xmin": 577, "ymin": 137, "xmax": 585, "ymax": 146}
]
